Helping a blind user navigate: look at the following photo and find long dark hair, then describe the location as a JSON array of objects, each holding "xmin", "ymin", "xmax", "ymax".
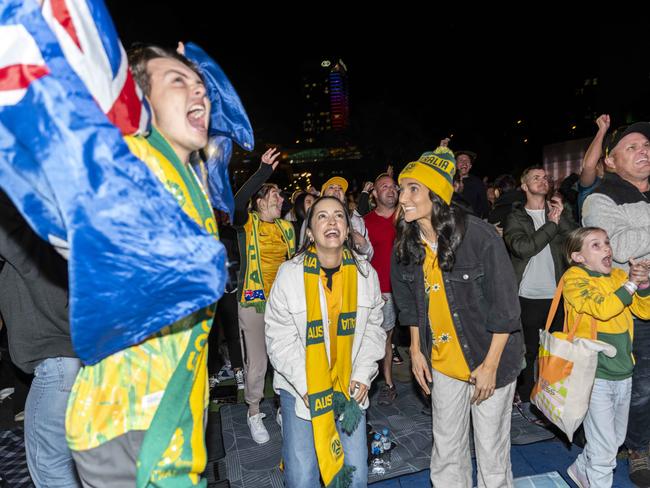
[
  {"xmin": 293, "ymin": 192, "xmax": 311, "ymax": 223},
  {"xmin": 394, "ymin": 190, "xmax": 466, "ymax": 271},
  {"xmin": 296, "ymin": 196, "xmax": 367, "ymax": 275}
]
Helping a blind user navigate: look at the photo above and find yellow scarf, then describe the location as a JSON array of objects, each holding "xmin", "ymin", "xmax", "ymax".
[
  {"xmin": 304, "ymin": 246, "xmax": 360, "ymax": 488},
  {"xmin": 241, "ymin": 212, "xmax": 295, "ymax": 311}
]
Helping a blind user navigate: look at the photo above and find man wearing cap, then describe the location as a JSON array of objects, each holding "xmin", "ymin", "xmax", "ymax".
[
  {"xmin": 456, "ymin": 150, "xmax": 490, "ymax": 219},
  {"xmin": 301, "ymin": 177, "xmax": 373, "ymax": 259},
  {"xmin": 582, "ymin": 121, "xmax": 650, "ymax": 487}
]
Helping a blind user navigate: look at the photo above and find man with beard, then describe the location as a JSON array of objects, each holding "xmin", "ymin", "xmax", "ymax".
[
  {"xmin": 504, "ymin": 166, "xmax": 575, "ymax": 409},
  {"xmin": 364, "ymin": 173, "xmax": 400, "ymax": 404}
]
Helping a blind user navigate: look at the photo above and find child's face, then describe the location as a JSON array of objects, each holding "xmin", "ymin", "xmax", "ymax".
[{"xmin": 572, "ymin": 230, "xmax": 613, "ymax": 274}]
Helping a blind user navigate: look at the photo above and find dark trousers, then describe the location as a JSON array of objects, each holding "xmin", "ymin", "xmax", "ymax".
[
  {"xmin": 626, "ymin": 318, "xmax": 650, "ymax": 451},
  {"xmin": 517, "ymin": 296, "xmax": 564, "ymax": 402},
  {"xmin": 208, "ymin": 291, "xmax": 243, "ymax": 374}
]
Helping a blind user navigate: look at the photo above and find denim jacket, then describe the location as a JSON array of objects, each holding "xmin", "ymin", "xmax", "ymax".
[{"xmin": 391, "ymin": 215, "xmax": 524, "ymax": 388}]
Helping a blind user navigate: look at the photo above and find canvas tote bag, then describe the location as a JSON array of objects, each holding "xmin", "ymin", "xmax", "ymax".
[{"xmin": 530, "ymin": 277, "xmax": 616, "ymax": 441}]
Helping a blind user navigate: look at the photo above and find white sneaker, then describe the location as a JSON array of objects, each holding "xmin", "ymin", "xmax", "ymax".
[
  {"xmin": 0, "ymin": 387, "xmax": 14, "ymax": 401},
  {"xmin": 276, "ymin": 407, "xmax": 283, "ymax": 433},
  {"xmin": 208, "ymin": 374, "xmax": 219, "ymax": 389},
  {"xmin": 217, "ymin": 365, "xmax": 234, "ymax": 382},
  {"xmin": 567, "ymin": 462, "xmax": 589, "ymax": 488},
  {"xmin": 235, "ymin": 369, "xmax": 245, "ymax": 390},
  {"xmin": 247, "ymin": 412, "xmax": 270, "ymax": 444}
]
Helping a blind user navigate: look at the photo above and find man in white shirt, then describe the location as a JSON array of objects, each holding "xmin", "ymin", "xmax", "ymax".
[{"xmin": 504, "ymin": 166, "xmax": 577, "ymax": 404}]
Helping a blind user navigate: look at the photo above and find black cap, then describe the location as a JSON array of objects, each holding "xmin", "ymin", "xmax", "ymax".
[
  {"xmin": 455, "ymin": 150, "xmax": 477, "ymax": 162},
  {"xmin": 604, "ymin": 122, "xmax": 650, "ymax": 157}
]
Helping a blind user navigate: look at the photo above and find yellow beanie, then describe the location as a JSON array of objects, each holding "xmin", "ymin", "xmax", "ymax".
[
  {"xmin": 320, "ymin": 176, "xmax": 349, "ymax": 195},
  {"xmin": 398, "ymin": 146, "xmax": 456, "ymax": 204}
]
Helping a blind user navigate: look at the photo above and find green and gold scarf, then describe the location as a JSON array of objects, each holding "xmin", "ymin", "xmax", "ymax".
[
  {"xmin": 304, "ymin": 246, "xmax": 362, "ymax": 488},
  {"xmin": 240, "ymin": 212, "xmax": 295, "ymax": 311},
  {"xmin": 131, "ymin": 128, "xmax": 217, "ymax": 487}
]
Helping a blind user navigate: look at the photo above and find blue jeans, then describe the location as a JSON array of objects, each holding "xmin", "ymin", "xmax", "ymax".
[
  {"xmin": 574, "ymin": 378, "xmax": 631, "ymax": 488},
  {"xmin": 280, "ymin": 389, "xmax": 368, "ymax": 488},
  {"xmin": 24, "ymin": 357, "xmax": 82, "ymax": 487},
  {"xmin": 626, "ymin": 318, "xmax": 650, "ymax": 451}
]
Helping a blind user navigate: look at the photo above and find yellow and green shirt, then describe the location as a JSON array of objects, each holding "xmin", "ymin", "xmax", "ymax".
[
  {"xmin": 66, "ymin": 128, "xmax": 217, "ymax": 452},
  {"xmin": 423, "ymin": 244, "xmax": 471, "ymax": 381},
  {"xmin": 562, "ymin": 266, "xmax": 650, "ymax": 380},
  {"xmin": 258, "ymin": 221, "xmax": 290, "ymax": 300}
]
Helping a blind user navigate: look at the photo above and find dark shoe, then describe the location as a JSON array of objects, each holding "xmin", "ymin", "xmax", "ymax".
[
  {"xmin": 377, "ymin": 383, "xmax": 397, "ymax": 406},
  {"xmin": 629, "ymin": 450, "xmax": 650, "ymax": 487},
  {"xmin": 391, "ymin": 345, "xmax": 404, "ymax": 365}
]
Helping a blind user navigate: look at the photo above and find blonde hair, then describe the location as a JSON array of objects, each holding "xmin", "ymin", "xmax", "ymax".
[{"xmin": 564, "ymin": 227, "xmax": 608, "ymax": 265}]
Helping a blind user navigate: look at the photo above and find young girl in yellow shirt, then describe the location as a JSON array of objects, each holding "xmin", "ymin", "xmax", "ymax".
[{"xmin": 563, "ymin": 227, "xmax": 650, "ymax": 488}]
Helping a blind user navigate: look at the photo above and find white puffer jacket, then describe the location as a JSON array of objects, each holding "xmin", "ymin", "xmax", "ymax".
[{"xmin": 265, "ymin": 252, "xmax": 387, "ymax": 420}]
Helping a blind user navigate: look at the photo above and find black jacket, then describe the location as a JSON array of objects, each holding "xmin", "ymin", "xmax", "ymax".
[
  {"xmin": 488, "ymin": 189, "xmax": 525, "ymax": 225},
  {"xmin": 0, "ymin": 191, "xmax": 75, "ymax": 374},
  {"xmin": 503, "ymin": 201, "xmax": 577, "ymax": 285},
  {"xmin": 391, "ymin": 215, "xmax": 524, "ymax": 388},
  {"xmin": 461, "ymin": 174, "xmax": 489, "ymax": 219}
]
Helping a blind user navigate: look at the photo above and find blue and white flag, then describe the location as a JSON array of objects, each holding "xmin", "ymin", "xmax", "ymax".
[
  {"xmin": 185, "ymin": 42, "xmax": 254, "ymax": 219},
  {"xmin": 0, "ymin": 0, "xmax": 226, "ymax": 365}
]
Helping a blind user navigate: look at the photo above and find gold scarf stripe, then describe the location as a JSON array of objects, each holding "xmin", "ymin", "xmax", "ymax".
[{"xmin": 304, "ymin": 246, "xmax": 357, "ymax": 487}]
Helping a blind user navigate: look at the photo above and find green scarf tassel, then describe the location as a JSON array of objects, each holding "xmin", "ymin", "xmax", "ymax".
[
  {"xmin": 325, "ymin": 464, "xmax": 356, "ymax": 488},
  {"xmin": 333, "ymin": 391, "xmax": 362, "ymax": 435}
]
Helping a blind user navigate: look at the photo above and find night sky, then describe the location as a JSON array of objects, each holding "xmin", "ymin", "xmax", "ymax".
[{"xmin": 104, "ymin": 5, "xmax": 648, "ymax": 178}]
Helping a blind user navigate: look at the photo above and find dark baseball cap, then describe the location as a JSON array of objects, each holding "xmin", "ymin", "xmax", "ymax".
[
  {"xmin": 455, "ymin": 150, "xmax": 477, "ymax": 162},
  {"xmin": 604, "ymin": 122, "xmax": 650, "ymax": 157}
]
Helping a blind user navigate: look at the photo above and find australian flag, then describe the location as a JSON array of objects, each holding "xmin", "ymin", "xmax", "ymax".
[{"xmin": 0, "ymin": 0, "xmax": 228, "ymax": 365}]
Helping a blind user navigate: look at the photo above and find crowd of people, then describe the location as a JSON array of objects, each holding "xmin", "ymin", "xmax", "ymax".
[{"xmin": 1, "ymin": 40, "xmax": 650, "ymax": 488}]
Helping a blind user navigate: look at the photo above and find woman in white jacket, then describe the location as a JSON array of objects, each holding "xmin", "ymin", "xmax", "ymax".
[{"xmin": 265, "ymin": 196, "xmax": 386, "ymax": 488}]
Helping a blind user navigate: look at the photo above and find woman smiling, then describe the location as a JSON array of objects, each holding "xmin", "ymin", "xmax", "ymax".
[
  {"xmin": 391, "ymin": 145, "xmax": 524, "ymax": 488},
  {"xmin": 265, "ymin": 196, "xmax": 386, "ymax": 488}
]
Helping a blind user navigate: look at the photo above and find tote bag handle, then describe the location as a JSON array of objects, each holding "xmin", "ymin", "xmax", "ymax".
[{"xmin": 544, "ymin": 275, "xmax": 597, "ymax": 341}]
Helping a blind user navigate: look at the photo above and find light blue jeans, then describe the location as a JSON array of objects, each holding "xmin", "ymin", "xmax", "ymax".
[
  {"xmin": 574, "ymin": 377, "xmax": 632, "ymax": 488},
  {"xmin": 280, "ymin": 389, "xmax": 368, "ymax": 488},
  {"xmin": 24, "ymin": 357, "xmax": 82, "ymax": 487}
]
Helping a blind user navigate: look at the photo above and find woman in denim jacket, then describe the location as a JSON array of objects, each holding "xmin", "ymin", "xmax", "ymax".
[{"xmin": 391, "ymin": 144, "xmax": 524, "ymax": 488}]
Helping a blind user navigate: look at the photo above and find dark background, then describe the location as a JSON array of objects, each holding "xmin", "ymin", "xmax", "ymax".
[{"xmin": 104, "ymin": 5, "xmax": 650, "ymax": 181}]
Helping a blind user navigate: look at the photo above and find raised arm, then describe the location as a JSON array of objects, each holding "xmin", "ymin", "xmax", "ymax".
[
  {"xmin": 580, "ymin": 114, "xmax": 609, "ymax": 188},
  {"xmin": 233, "ymin": 148, "xmax": 280, "ymax": 226}
]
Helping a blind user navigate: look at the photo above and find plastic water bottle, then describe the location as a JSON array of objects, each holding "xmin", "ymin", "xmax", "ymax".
[
  {"xmin": 370, "ymin": 432, "xmax": 383, "ymax": 457},
  {"xmin": 380, "ymin": 428, "xmax": 391, "ymax": 451},
  {"xmin": 380, "ymin": 428, "xmax": 392, "ymax": 469},
  {"xmin": 370, "ymin": 433, "xmax": 385, "ymax": 475}
]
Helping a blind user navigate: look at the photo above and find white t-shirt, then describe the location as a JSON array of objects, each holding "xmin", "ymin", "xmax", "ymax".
[{"xmin": 518, "ymin": 208, "xmax": 557, "ymax": 299}]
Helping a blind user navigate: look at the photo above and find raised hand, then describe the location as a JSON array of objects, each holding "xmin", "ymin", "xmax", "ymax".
[
  {"xmin": 595, "ymin": 114, "xmax": 610, "ymax": 133},
  {"xmin": 261, "ymin": 148, "xmax": 281, "ymax": 170}
]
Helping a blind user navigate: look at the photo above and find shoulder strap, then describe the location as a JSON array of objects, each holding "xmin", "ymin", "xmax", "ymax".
[{"xmin": 544, "ymin": 272, "xmax": 598, "ymax": 341}]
